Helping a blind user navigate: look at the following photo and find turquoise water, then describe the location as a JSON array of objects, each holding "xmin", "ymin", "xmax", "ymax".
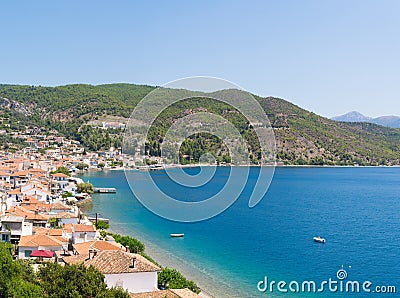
[{"xmin": 81, "ymin": 167, "xmax": 400, "ymax": 297}]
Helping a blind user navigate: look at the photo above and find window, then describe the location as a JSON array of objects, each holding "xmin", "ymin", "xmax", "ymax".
[
  {"xmin": 25, "ymin": 250, "xmax": 32, "ymax": 258},
  {"xmin": 1, "ymin": 234, "xmax": 9, "ymax": 242}
]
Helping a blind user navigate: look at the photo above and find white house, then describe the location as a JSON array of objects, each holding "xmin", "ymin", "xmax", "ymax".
[
  {"xmin": 71, "ymin": 224, "xmax": 96, "ymax": 244},
  {"xmin": 21, "ymin": 184, "xmax": 51, "ymax": 202},
  {"xmin": 0, "ymin": 171, "xmax": 10, "ymax": 183},
  {"xmin": 64, "ymin": 250, "xmax": 160, "ymax": 293},
  {"xmin": 51, "ymin": 173, "xmax": 70, "ymax": 192},
  {"xmin": 55, "ymin": 212, "xmax": 79, "ymax": 225},
  {"xmin": 50, "ymin": 202, "xmax": 72, "ymax": 214},
  {"xmin": 18, "ymin": 234, "xmax": 68, "ymax": 259},
  {"xmin": 0, "ymin": 215, "xmax": 32, "ymax": 244}
]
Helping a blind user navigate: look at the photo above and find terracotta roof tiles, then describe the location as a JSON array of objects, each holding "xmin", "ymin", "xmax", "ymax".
[
  {"xmin": 72, "ymin": 240, "xmax": 121, "ymax": 255},
  {"xmin": 64, "ymin": 250, "xmax": 160, "ymax": 274},
  {"xmin": 19, "ymin": 234, "xmax": 68, "ymax": 247}
]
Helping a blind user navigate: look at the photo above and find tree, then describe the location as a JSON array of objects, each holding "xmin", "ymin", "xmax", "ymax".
[
  {"xmin": 51, "ymin": 166, "xmax": 71, "ymax": 177},
  {"xmin": 110, "ymin": 233, "xmax": 145, "ymax": 254},
  {"xmin": 38, "ymin": 263, "xmax": 129, "ymax": 298},
  {"xmin": 95, "ymin": 220, "xmax": 109, "ymax": 230},
  {"xmin": 48, "ymin": 217, "xmax": 61, "ymax": 229},
  {"xmin": 158, "ymin": 268, "xmax": 200, "ymax": 293},
  {"xmin": 97, "ymin": 162, "xmax": 105, "ymax": 169},
  {"xmin": 0, "ymin": 242, "xmax": 44, "ymax": 298},
  {"xmin": 6, "ymin": 280, "xmax": 44, "ymax": 298},
  {"xmin": 77, "ymin": 182, "xmax": 94, "ymax": 194},
  {"xmin": 62, "ymin": 191, "xmax": 73, "ymax": 198},
  {"xmin": 76, "ymin": 162, "xmax": 89, "ymax": 170}
]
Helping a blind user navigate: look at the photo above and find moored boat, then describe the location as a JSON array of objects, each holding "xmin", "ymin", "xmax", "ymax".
[
  {"xmin": 170, "ymin": 233, "xmax": 184, "ymax": 238},
  {"xmin": 313, "ymin": 236, "xmax": 326, "ymax": 243}
]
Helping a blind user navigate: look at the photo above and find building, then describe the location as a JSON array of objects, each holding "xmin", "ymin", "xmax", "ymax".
[
  {"xmin": 0, "ymin": 215, "xmax": 32, "ymax": 244},
  {"xmin": 51, "ymin": 173, "xmax": 70, "ymax": 193},
  {"xmin": 71, "ymin": 224, "xmax": 97, "ymax": 244},
  {"xmin": 64, "ymin": 250, "xmax": 161, "ymax": 293},
  {"xmin": 71, "ymin": 240, "xmax": 121, "ymax": 255},
  {"xmin": 18, "ymin": 234, "xmax": 68, "ymax": 259}
]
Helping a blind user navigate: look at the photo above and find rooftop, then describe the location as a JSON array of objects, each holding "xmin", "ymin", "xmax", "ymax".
[
  {"xmin": 129, "ymin": 289, "xmax": 200, "ymax": 298},
  {"xmin": 72, "ymin": 224, "xmax": 96, "ymax": 232},
  {"xmin": 19, "ymin": 234, "xmax": 68, "ymax": 247},
  {"xmin": 64, "ymin": 250, "xmax": 161, "ymax": 274},
  {"xmin": 51, "ymin": 173, "xmax": 69, "ymax": 178},
  {"xmin": 72, "ymin": 240, "xmax": 121, "ymax": 255}
]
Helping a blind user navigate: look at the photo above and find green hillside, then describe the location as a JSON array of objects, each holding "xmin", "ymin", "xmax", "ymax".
[{"xmin": 0, "ymin": 83, "xmax": 399, "ymax": 165}]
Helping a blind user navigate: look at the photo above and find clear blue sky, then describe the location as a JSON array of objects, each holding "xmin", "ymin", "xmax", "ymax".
[{"xmin": 1, "ymin": 0, "xmax": 399, "ymax": 117}]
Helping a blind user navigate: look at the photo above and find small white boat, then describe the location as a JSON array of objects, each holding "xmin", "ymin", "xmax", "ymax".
[
  {"xmin": 313, "ymin": 236, "xmax": 326, "ymax": 243},
  {"xmin": 170, "ymin": 233, "xmax": 184, "ymax": 238}
]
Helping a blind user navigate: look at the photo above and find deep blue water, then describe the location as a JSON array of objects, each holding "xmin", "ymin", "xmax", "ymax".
[{"xmin": 81, "ymin": 167, "xmax": 400, "ymax": 297}]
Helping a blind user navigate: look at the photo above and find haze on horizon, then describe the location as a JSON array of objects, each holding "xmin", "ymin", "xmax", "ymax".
[{"xmin": 1, "ymin": 1, "xmax": 399, "ymax": 118}]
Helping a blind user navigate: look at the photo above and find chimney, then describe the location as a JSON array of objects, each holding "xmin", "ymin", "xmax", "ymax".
[
  {"xmin": 125, "ymin": 245, "xmax": 129, "ymax": 253},
  {"xmin": 88, "ymin": 249, "xmax": 98, "ymax": 259},
  {"xmin": 131, "ymin": 257, "xmax": 136, "ymax": 269}
]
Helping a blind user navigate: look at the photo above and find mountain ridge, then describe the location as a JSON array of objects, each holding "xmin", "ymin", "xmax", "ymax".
[
  {"xmin": 332, "ymin": 111, "xmax": 400, "ymax": 128},
  {"xmin": 1, "ymin": 83, "xmax": 400, "ymax": 166}
]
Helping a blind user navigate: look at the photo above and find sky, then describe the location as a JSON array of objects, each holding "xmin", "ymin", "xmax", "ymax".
[{"xmin": 1, "ymin": 0, "xmax": 399, "ymax": 118}]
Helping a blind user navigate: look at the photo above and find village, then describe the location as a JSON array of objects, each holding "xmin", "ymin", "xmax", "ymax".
[{"xmin": 0, "ymin": 131, "xmax": 201, "ymax": 298}]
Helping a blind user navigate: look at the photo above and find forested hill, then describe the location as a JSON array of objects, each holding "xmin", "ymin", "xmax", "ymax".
[{"xmin": 1, "ymin": 83, "xmax": 400, "ymax": 166}]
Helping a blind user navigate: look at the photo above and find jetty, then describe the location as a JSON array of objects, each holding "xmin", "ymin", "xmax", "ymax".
[
  {"xmin": 94, "ymin": 187, "xmax": 116, "ymax": 193},
  {"xmin": 87, "ymin": 217, "xmax": 110, "ymax": 224}
]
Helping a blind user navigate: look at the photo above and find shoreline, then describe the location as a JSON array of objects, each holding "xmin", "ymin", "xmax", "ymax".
[
  {"xmin": 105, "ymin": 225, "xmax": 246, "ymax": 298},
  {"xmin": 85, "ymin": 164, "xmax": 400, "ymax": 173},
  {"xmin": 82, "ymin": 167, "xmax": 397, "ymax": 297}
]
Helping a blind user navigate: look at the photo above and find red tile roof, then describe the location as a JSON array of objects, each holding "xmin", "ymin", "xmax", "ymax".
[
  {"xmin": 72, "ymin": 240, "xmax": 121, "ymax": 255},
  {"xmin": 19, "ymin": 234, "xmax": 68, "ymax": 247},
  {"xmin": 51, "ymin": 173, "xmax": 69, "ymax": 178},
  {"xmin": 72, "ymin": 224, "xmax": 96, "ymax": 232},
  {"xmin": 64, "ymin": 250, "xmax": 160, "ymax": 274}
]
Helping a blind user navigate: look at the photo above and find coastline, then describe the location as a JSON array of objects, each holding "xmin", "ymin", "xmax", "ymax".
[
  {"xmin": 82, "ymin": 167, "xmax": 400, "ymax": 298},
  {"xmin": 105, "ymin": 224, "xmax": 248, "ymax": 298}
]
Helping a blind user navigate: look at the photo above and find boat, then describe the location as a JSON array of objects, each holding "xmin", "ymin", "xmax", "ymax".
[
  {"xmin": 170, "ymin": 233, "xmax": 184, "ymax": 238},
  {"xmin": 313, "ymin": 236, "xmax": 326, "ymax": 243}
]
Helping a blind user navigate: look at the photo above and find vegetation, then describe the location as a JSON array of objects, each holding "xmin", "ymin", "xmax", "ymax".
[
  {"xmin": 1, "ymin": 83, "xmax": 400, "ymax": 165},
  {"xmin": 94, "ymin": 220, "xmax": 109, "ymax": 230},
  {"xmin": 77, "ymin": 182, "xmax": 94, "ymax": 194},
  {"xmin": 158, "ymin": 268, "xmax": 200, "ymax": 294},
  {"xmin": 51, "ymin": 166, "xmax": 71, "ymax": 177},
  {"xmin": 61, "ymin": 191, "xmax": 73, "ymax": 198},
  {"xmin": 109, "ymin": 233, "xmax": 145, "ymax": 254},
  {"xmin": 38, "ymin": 263, "xmax": 129, "ymax": 298},
  {"xmin": 76, "ymin": 162, "xmax": 89, "ymax": 170},
  {"xmin": 0, "ymin": 242, "xmax": 44, "ymax": 298},
  {"xmin": 48, "ymin": 218, "xmax": 61, "ymax": 229},
  {"xmin": 0, "ymin": 242, "xmax": 129, "ymax": 298}
]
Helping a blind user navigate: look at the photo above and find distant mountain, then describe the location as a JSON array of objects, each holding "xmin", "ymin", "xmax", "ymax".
[
  {"xmin": 331, "ymin": 111, "xmax": 372, "ymax": 122},
  {"xmin": 332, "ymin": 111, "xmax": 400, "ymax": 128},
  {"xmin": 373, "ymin": 116, "xmax": 400, "ymax": 128}
]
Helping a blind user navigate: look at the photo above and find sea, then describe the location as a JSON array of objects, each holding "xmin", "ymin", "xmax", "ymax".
[{"xmin": 79, "ymin": 167, "xmax": 400, "ymax": 297}]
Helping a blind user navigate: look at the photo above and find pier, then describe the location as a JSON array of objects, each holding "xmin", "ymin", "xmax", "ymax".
[
  {"xmin": 94, "ymin": 187, "xmax": 117, "ymax": 193},
  {"xmin": 87, "ymin": 217, "xmax": 110, "ymax": 224}
]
